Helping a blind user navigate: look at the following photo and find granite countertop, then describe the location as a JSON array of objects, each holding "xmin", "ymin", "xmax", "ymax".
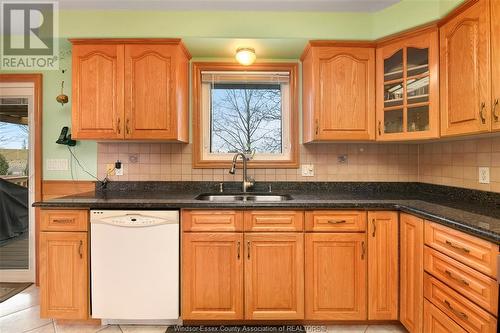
[{"xmin": 34, "ymin": 182, "xmax": 500, "ymax": 244}]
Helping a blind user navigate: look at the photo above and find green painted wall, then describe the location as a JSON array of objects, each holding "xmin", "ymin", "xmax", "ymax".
[{"xmin": 1, "ymin": 0, "xmax": 465, "ymax": 180}]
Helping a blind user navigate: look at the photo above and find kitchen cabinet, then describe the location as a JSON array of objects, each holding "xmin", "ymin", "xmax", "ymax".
[
  {"xmin": 400, "ymin": 214, "xmax": 424, "ymax": 333},
  {"xmin": 440, "ymin": 0, "xmax": 491, "ymax": 136},
  {"xmin": 376, "ymin": 27, "xmax": 439, "ymax": 140},
  {"xmin": 492, "ymin": 0, "xmax": 500, "ymax": 131},
  {"xmin": 367, "ymin": 211, "xmax": 399, "ymax": 320},
  {"xmin": 305, "ymin": 233, "xmax": 367, "ymax": 320},
  {"xmin": 182, "ymin": 232, "xmax": 244, "ymax": 320},
  {"xmin": 39, "ymin": 210, "xmax": 89, "ymax": 320},
  {"xmin": 245, "ymin": 233, "xmax": 304, "ymax": 320},
  {"xmin": 301, "ymin": 42, "xmax": 375, "ymax": 142},
  {"xmin": 423, "ymin": 299, "xmax": 468, "ymax": 333},
  {"xmin": 71, "ymin": 39, "xmax": 190, "ymax": 141}
]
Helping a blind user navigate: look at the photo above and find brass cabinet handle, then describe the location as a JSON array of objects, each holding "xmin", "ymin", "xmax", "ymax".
[
  {"xmin": 52, "ymin": 218, "xmax": 75, "ymax": 224},
  {"xmin": 126, "ymin": 119, "xmax": 130, "ymax": 135},
  {"xmin": 117, "ymin": 118, "xmax": 121, "ymax": 134},
  {"xmin": 480, "ymin": 102, "xmax": 486, "ymax": 124},
  {"xmin": 327, "ymin": 220, "xmax": 346, "ymax": 224},
  {"xmin": 237, "ymin": 241, "xmax": 240, "ymax": 260},
  {"xmin": 315, "ymin": 119, "xmax": 319, "ymax": 135},
  {"xmin": 444, "ymin": 300, "xmax": 468, "ymax": 320},
  {"xmin": 444, "ymin": 270, "xmax": 470, "ymax": 286},
  {"xmin": 361, "ymin": 241, "xmax": 366, "ymax": 260},
  {"xmin": 78, "ymin": 240, "xmax": 83, "ymax": 259},
  {"xmin": 247, "ymin": 241, "xmax": 250, "ymax": 260},
  {"xmin": 378, "ymin": 121, "xmax": 382, "ymax": 136},
  {"xmin": 371, "ymin": 219, "xmax": 376, "ymax": 237},
  {"xmin": 493, "ymin": 99, "xmax": 499, "ymax": 122},
  {"xmin": 445, "ymin": 240, "xmax": 470, "ymax": 254}
]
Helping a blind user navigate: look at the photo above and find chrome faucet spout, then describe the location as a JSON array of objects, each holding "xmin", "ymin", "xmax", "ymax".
[{"xmin": 229, "ymin": 152, "xmax": 255, "ymax": 192}]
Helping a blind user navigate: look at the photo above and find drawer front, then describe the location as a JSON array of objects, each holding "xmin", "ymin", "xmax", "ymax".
[
  {"xmin": 305, "ymin": 211, "xmax": 366, "ymax": 232},
  {"xmin": 424, "ymin": 299, "xmax": 468, "ymax": 333},
  {"xmin": 424, "ymin": 273, "xmax": 497, "ymax": 333},
  {"xmin": 244, "ymin": 210, "xmax": 304, "ymax": 231},
  {"xmin": 40, "ymin": 209, "xmax": 88, "ymax": 232},
  {"xmin": 424, "ymin": 222, "xmax": 498, "ymax": 278},
  {"xmin": 182, "ymin": 210, "xmax": 243, "ymax": 232},
  {"xmin": 424, "ymin": 246, "xmax": 498, "ymax": 314}
]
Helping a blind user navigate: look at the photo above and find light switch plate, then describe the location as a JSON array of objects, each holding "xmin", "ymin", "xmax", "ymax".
[
  {"xmin": 479, "ymin": 167, "xmax": 490, "ymax": 184},
  {"xmin": 301, "ymin": 164, "xmax": 314, "ymax": 177},
  {"xmin": 46, "ymin": 159, "xmax": 68, "ymax": 171}
]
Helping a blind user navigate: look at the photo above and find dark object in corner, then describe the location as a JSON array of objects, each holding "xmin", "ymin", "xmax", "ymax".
[
  {"xmin": 0, "ymin": 178, "xmax": 28, "ymax": 246},
  {"xmin": 56, "ymin": 126, "xmax": 76, "ymax": 146}
]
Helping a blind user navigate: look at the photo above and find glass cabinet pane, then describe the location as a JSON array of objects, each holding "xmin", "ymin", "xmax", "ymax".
[
  {"xmin": 384, "ymin": 82, "xmax": 404, "ymax": 108},
  {"xmin": 384, "ymin": 109, "xmax": 403, "ymax": 134},
  {"xmin": 407, "ymin": 105, "xmax": 429, "ymax": 132},
  {"xmin": 384, "ymin": 49, "xmax": 403, "ymax": 81},
  {"xmin": 407, "ymin": 47, "xmax": 429, "ymax": 77},
  {"xmin": 407, "ymin": 76, "xmax": 429, "ymax": 104}
]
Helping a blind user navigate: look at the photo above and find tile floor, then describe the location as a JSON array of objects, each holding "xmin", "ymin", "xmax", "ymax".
[{"xmin": 0, "ymin": 286, "xmax": 408, "ymax": 333}]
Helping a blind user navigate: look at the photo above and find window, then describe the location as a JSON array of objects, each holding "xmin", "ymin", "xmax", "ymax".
[{"xmin": 193, "ymin": 63, "xmax": 298, "ymax": 168}]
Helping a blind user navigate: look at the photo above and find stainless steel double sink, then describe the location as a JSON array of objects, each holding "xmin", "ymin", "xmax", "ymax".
[{"xmin": 195, "ymin": 193, "xmax": 293, "ymax": 202}]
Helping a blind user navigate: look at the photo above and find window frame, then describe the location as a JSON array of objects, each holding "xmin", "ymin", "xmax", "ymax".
[{"xmin": 192, "ymin": 62, "xmax": 299, "ymax": 169}]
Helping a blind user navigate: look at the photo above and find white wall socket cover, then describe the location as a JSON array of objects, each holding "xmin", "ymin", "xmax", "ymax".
[
  {"xmin": 46, "ymin": 158, "xmax": 69, "ymax": 171},
  {"xmin": 115, "ymin": 165, "xmax": 124, "ymax": 176},
  {"xmin": 479, "ymin": 167, "xmax": 490, "ymax": 184},
  {"xmin": 301, "ymin": 164, "xmax": 314, "ymax": 177}
]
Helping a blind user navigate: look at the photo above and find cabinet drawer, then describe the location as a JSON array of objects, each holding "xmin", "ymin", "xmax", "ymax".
[
  {"xmin": 424, "ymin": 246, "xmax": 498, "ymax": 314},
  {"xmin": 424, "ymin": 222, "xmax": 498, "ymax": 278},
  {"xmin": 40, "ymin": 209, "xmax": 88, "ymax": 232},
  {"xmin": 305, "ymin": 211, "xmax": 366, "ymax": 232},
  {"xmin": 182, "ymin": 210, "xmax": 243, "ymax": 232},
  {"xmin": 424, "ymin": 299, "xmax": 468, "ymax": 333},
  {"xmin": 244, "ymin": 210, "xmax": 304, "ymax": 231},
  {"xmin": 424, "ymin": 273, "xmax": 497, "ymax": 333}
]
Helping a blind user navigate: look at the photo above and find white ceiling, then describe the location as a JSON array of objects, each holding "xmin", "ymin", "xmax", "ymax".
[{"xmin": 58, "ymin": 0, "xmax": 401, "ymax": 12}]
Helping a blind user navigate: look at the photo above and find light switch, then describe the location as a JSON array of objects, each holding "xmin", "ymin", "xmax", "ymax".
[{"xmin": 46, "ymin": 158, "xmax": 68, "ymax": 171}]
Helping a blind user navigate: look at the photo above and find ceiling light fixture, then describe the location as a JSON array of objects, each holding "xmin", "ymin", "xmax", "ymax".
[{"xmin": 235, "ymin": 47, "xmax": 256, "ymax": 66}]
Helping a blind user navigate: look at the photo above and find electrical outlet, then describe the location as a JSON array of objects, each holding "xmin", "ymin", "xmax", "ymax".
[
  {"xmin": 301, "ymin": 164, "xmax": 314, "ymax": 177},
  {"xmin": 479, "ymin": 167, "xmax": 490, "ymax": 184},
  {"xmin": 115, "ymin": 161, "xmax": 124, "ymax": 176},
  {"xmin": 106, "ymin": 164, "xmax": 115, "ymax": 176},
  {"xmin": 46, "ymin": 159, "xmax": 68, "ymax": 171}
]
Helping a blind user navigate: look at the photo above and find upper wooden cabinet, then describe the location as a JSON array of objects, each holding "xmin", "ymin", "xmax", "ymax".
[
  {"xmin": 491, "ymin": 0, "xmax": 500, "ymax": 131},
  {"xmin": 71, "ymin": 39, "xmax": 190, "ymax": 141},
  {"xmin": 440, "ymin": 0, "xmax": 491, "ymax": 136},
  {"xmin": 301, "ymin": 42, "xmax": 375, "ymax": 142},
  {"xmin": 376, "ymin": 27, "xmax": 439, "ymax": 140}
]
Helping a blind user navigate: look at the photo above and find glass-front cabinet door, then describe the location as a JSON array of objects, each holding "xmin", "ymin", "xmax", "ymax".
[{"xmin": 376, "ymin": 27, "xmax": 439, "ymax": 140}]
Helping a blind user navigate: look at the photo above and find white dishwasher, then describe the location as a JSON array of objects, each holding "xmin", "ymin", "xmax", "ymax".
[{"xmin": 90, "ymin": 210, "xmax": 179, "ymax": 324}]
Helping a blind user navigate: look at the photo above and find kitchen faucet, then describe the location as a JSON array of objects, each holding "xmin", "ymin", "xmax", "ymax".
[{"xmin": 229, "ymin": 152, "xmax": 255, "ymax": 192}]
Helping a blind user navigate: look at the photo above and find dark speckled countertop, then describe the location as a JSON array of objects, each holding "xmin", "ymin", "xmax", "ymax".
[{"xmin": 34, "ymin": 182, "xmax": 500, "ymax": 244}]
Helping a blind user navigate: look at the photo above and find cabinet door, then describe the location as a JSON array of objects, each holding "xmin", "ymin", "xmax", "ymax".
[
  {"xmin": 492, "ymin": 0, "xmax": 500, "ymax": 131},
  {"xmin": 367, "ymin": 211, "xmax": 399, "ymax": 320},
  {"xmin": 72, "ymin": 44, "xmax": 124, "ymax": 139},
  {"xmin": 305, "ymin": 233, "xmax": 367, "ymax": 320},
  {"xmin": 376, "ymin": 28, "xmax": 439, "ymax": 140},
  {"xmin": 314, "ymin": 47, "xmax": 375, "ymax": 141},
  {"xmin": 245, "ymin": 233, "xmax": 304, "ymax": 319},
  {"xmin": 182, "ymin": 233, "xmax": 243, "ymax": 320},
  {"xmin": 124, "ymin": 44, "xmax": 177, "ymax": 140},
  {"xmin": 423, "ymin": 300, "xmax": 468, "ymax": 333},
  {"xmin": 440, "ymin": 0, "xmax": 491, "ymax": 136},
  {"xmin": 400, "ymin": 214, "xmax": 424, "ymax": 333},
  {"xmin": 39, "ymin": 232, "xmax": 88, "ymax": 319}
]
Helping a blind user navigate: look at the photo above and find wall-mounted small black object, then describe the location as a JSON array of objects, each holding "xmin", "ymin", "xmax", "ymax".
[{"xmin": 56, "ymin": 126, "xmax": 76, "ymax": 146}]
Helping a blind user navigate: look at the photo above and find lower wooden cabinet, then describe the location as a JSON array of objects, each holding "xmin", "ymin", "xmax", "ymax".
[
  {"xmin": 400, "ymin": 214, "xmax": 424, "ymax": 333},
  {"xmin": 181, "ymin": 233, "xmax": 244, "ymax": 320},
  {"xmin": 245, "ymin": 233, "xmax": 304, "ymax": 320},
  {"xmin": 305, "ymin": 233, "xmax": 367, "ymax": 320},
  {"xmin": 367, "ymin": 211, "xmax": 399, "ymax": 320},
  {"xmin": 424, "ymin": 299, "xmax": 468, "ymax": 333},
  {"xmin": 39, "ymin": 231, "xmax": 88, "ymax": 320}
]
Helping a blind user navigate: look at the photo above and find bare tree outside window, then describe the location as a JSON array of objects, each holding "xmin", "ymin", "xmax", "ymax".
[{"xmin": 210, "ymin": 83, "xmax": 282, "ymax": 154}]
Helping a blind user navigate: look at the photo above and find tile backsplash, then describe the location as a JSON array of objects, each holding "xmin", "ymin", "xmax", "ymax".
[{"xmin": 97, "ymin": 136, "xmax": 500, "ymax": 193}]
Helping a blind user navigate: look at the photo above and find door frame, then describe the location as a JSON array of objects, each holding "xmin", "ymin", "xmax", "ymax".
[{"xmin": 0, "ymin": 74, "xmax": 43, "ymax": 284}]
